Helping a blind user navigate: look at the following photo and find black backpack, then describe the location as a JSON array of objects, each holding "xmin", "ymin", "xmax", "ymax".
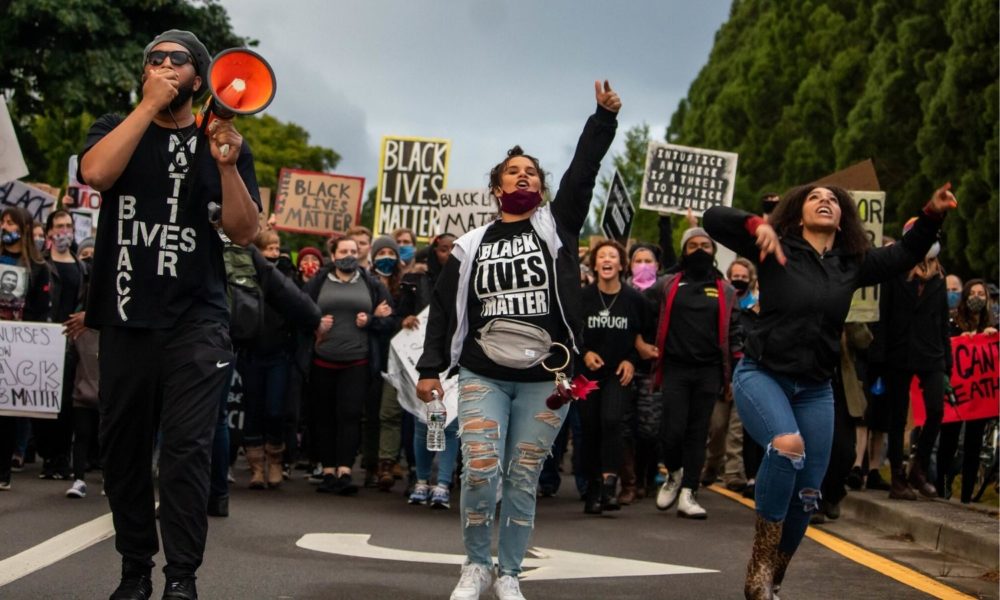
[{"xmin": 223, "ymin": 244, "xmax": 264, "ymax": 344}]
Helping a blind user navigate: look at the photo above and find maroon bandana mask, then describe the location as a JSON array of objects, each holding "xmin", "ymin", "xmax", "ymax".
[{"xmin": 499, "ymin": 189, "xmax": 543, "ymax": 215}]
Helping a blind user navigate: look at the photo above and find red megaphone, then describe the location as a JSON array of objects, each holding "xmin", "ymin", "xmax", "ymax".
[{"xmin": 197, "ymin": 48, "xmax": 276, "ymax": 155}]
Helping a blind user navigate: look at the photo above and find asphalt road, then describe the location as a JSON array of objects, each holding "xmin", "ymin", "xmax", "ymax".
[{"xmin": 0, "ymin": 462, "xmax": 941, "ymax": 600}]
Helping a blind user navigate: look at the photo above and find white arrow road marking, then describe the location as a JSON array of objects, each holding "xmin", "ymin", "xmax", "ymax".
[
  {"xmin": 296, "ymin": 533, "xmax": 716, "ymax": 581},
  {"xmin": 0, "ymin": 511, "xmax": 115, "ymax": 587}
]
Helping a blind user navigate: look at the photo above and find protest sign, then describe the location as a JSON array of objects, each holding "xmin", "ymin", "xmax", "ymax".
[
  {"xmin": 0, "ymin": 99, "xmax": 28, "ymax": 184},
  {"xmin": 70, "ymin": 210, "xmax": 94, "ymax": 243},
  {"xmin": 601, "ymin": 170, "xmax": 634, "ymax": 244},
  {"xmin": 438, "ymin": 188, "xmax": 494, "ymax": 237},
  {"xmin": 272, "ymin": 168, "xmax": 365, "ymax": 236},
  {"xmin": 0, "ymin": 180, "xmax": 56, "ymax": 223},
  {"xmin": 0, "ymin": 322, "xmax": 65, "ymax": 418},
  {"xmin": 911, "ymin": 333, "xmax": 999, "ymax": 426},
  {"xmin": 845, "ymin": 191, "xmax": 886, "ymax": 322},
  {"xmin": 384, "ymin": 307, "xmax": 458, "ymax": 426},
  {"xmin": 66, "ymin": 155, "xmax": 104, "ymax": 231},
  {"xmin": 375, "ymin": 136, "xmax": 450, "ymax": 240},
  {"xmin": 640, "ymin": 142, "xmax": 737, "ymax": 216},
  {"xmin": 225, "ymin": 368, "xmax": 245, "ymax": 453}
]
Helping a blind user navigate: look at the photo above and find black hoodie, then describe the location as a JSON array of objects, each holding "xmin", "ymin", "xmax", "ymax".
[{"xmin": 704, "ymin": 205, "xmax": 942, "ymax": 381}]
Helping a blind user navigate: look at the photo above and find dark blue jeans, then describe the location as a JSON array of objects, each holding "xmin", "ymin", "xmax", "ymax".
[
  {"xmin": 732, "ymin": 358, "xmax": 833, "ymax": 556},
  {"xmin": 239, "ymin": 351, "xmax": 291, "ymax": 447}
]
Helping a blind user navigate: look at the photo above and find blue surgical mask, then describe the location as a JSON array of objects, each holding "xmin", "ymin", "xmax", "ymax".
[
  {"xmin": 947, "ymin": 290, "xmax": 961, "ymax": 309},
  {"xmin": 398, "ymin": 245, "xmax": 415, "ymax": 263},
  {"xmin": 739, "ymin": 293, "xmax": 757, "ymax": 310},
  {"xmin": 1, "ymin": 230, "xmax": 21, "ymax": 245},
  {"xmin": 373, "ymin": 256, "xmax": 397, "ymax": 276}
]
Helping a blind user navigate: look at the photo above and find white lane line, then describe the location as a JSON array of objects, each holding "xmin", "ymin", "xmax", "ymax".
[{"xmin": 0, "ymin": 511, "xmax": 115, "ymax": 587}]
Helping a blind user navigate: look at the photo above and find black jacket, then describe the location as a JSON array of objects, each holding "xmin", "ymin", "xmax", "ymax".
[
  {"xmin": 703, "ymin": 206, "xmax": 942, "ymax": 381},
  {"xmin": 247, "ymin": 246, "xmax": 322, "ymax": 355},
  {"xmin": 881, "ymin": 273, "xmax": 952, "ymax": 374},
  {"xmin": 45, "ymin": 253, "xmax": 89, "ymax": 321},
  {"xmin": 302, "ymin": 263, "xmax": 395, "ymax": 375},
  {"xmin": 416, "ymin": 106, "xmax": 618, "ymax": 379}
]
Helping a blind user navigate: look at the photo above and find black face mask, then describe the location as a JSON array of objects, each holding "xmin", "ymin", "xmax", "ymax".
[
  {"xmin": 682, "ymin": 248, "xmax": 714, "ymax": 277},
  {"xmin": 731, "ymin": 279, "xmax": 750, "ymax": 293},
  {"xmin": 334, "ymin": 256, "xmax": 359, "ymax": 274}
]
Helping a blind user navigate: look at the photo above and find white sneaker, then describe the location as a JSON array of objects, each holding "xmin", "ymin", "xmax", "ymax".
[
  {"xmin": 449, "ymin": 562, "xmax": 493, "ymax": 600},
  {"xmin": 66, "ymin": 479, "xmax": 87, "ymax": 499},
  {"xmin": 655, "ymin": 468, "xmax": 683, "ymax": 510},
  {"xmin": 677, "ymin": 487, "xmax": 707, "ymax": 519},
  {"xmin": 493, "ymin": 574, "xmax": 526, "ymax": 600}
]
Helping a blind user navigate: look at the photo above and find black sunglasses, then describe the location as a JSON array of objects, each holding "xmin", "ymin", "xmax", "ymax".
[{"xmin": 146, "ymin": 50, "xmax": 193, "ymax": 67}]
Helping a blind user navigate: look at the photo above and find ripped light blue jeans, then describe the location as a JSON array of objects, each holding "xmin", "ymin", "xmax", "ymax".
[
  {"xmin": 457, "ymin": 368, "xmax": 569, "ymax": 576},
  {"xmin": 732, "ymin": 358, "xmax": 833, "ymax": 556}
]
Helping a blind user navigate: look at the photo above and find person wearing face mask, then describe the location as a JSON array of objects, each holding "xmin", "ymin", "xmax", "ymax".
[
  {"xmin": 645, "ymin": 227, "xmax": 737, "ymax": 520},
  {"xmin": 936, "ymin": 279, "xmax": 998, "ymax": 503},
  {"xmin": 879, "ymin": 220, "xmax": 951, "ymax": 501},
  {"xmin": 36, "ymin": 210, "xmax": 88, "ymax": 485},
  {"xmin": 704, "ymin": 183, "xmax": 956, "ymax": 600},
  {"xmin": 0, "ymin": 206, "xmax": 51, "ymax": 493},
  {"xmin": 302, "ymin": 236, "xmax": 393, "ymax": 495},
  {"xmin": 33, "ymin": 222, "xmax": 48, "ymax": 253},
  {"xmin": 233, "ymin": 230, "xmax": 324, "ymax": 492},
  {"xmin": 945, "ymin": 274, "xmax": 963, "ymax": 316},
  {"xmin": 393, "ymin": 227, "xmax": 417, "ymax": 267},
  {"xmin": 703, "ymin": 258, "xmax": 760, "ymax": 492},
  {"xmin": 295, "ymin": 246, "xmax": 323, "ymax": 287},
  {"xmin": 578, "ymin": 239, "xmax": 646, "ymax": 515},
  {"xmin": 362, "ymin": 235, "xmax": 404, "ymax": 490},
  {"xmin": 416, "ymin": 81, "xmax": 620, "ymax": 600}
]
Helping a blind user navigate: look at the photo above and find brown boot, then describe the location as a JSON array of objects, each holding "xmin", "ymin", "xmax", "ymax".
[
  {"xmin": 618, "ymin": 445, "xmax": 638, "ymax": 505},
  {"xmin": 246, "ymin": 446, "xmax": 266, "ymax": 490},
  {"xmin": 771, "ymin": 550, "xmax": 792, "ymax": 599},
  {"xmin": 265, "ymin": 443, "xmax": 285, "ymax": 488},
  {"xmin": 377, "ymin": 460, "xmax": 396, "ymax": 492},
  {"xmin": 744, "ymin": 514, "xmax": 782, "ymax": 600},
  {"xmin": 888, "ymin": 466, "xmax": 917, "ymax": 500},
  {"xmin": 907, "ymin": 460, "xmax": 937, "ymax": 498}
]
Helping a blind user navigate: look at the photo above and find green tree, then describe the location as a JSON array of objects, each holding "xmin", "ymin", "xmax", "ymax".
[
  {"xmin": 665, "ymin": 0, "xmax": 997, "ymax": 280},
  {"xmin": 2, "ymin": 0, "xmax": 250, "ymax": 187}
]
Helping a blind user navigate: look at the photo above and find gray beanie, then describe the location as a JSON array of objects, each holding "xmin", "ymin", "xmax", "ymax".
[
  {"xmin": 680, "ymin": 227, "xmax": 716, "ymax": 252},
  {"xmin": 78, "ymin": 237, "xmax": 95, "ymax": 253},
  {"xmin": 144, "ymin": 30, "xmax": 212, "ymax": 80},
  {"xmin": 370, "ymin": 235, "xmax": 400, "ymax": 259}
]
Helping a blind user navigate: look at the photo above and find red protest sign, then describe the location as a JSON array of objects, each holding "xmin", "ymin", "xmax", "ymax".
[
  {"xmin": 272, "ymin": 168, "xmax": 364, "ymax": 236},
  {"xmin": 911, "ymin": 333, "xmax": 999, "ymax": 425}
]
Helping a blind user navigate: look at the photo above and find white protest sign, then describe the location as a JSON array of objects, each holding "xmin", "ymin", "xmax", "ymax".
[
  {"xmin": 640, "ymin": 142, "xmax": 738, "ymax": 216},
  {"xmin": 70, "ymin": 210, "xmax": 95, "ymax": 244},
  {"xmin": 0, "ymin": 180, "xmax": 57, "ymax": 223},
  {"xmin": 0, "ymin": 99, "xmax": 28, "ymax": 183},
  {"xmin": 438, "ymin": 189, "xmax": 495, "ymax": 237},
  {"xmin": 0, "ymin": 322, "xmax": 65, "ymax": 419},
  {"xmin": 385, "ymin": 307, "xmax": 458, "ymax": 426},
  {"xmin": 846, "ymin": 191, "xmax": 886, "ymax": 323}
]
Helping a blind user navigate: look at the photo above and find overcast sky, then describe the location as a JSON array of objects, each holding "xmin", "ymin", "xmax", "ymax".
[{"xmin": 220, "ymin": 1, "xmax": 731, "ymax": 198}]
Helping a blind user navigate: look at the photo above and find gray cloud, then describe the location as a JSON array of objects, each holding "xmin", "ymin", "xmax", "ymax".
[{"xmin": 220, "ymin": 0, "xmax": 729, "ymax": 203}]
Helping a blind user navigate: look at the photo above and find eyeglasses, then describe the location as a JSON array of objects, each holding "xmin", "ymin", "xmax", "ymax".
[{"xmin": 146, "ymin": 50, "xmax": 193, "ymax": 67}]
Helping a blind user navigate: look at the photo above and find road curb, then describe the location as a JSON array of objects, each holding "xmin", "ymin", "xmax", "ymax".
[{"xmin": 838, "ymin": 491, "xmax": 999, "ymax": 571}]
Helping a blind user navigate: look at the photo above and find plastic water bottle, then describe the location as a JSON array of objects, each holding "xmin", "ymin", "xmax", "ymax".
[{"xmin": 426, "ymin": 390, "xmax": 446, "ymax": 452}]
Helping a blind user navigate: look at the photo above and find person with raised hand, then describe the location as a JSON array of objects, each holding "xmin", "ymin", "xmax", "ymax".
[
  {"xmin": 416, "ymin": 81, "xmax": 619, "ymax": 600},
  {"xmin": 703, "ymin": 182, "xmax": 956, "ymax": 600}
]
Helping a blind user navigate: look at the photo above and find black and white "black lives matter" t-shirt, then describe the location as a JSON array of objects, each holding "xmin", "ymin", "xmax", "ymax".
[
  {"xmin": 80, "ymin": 114, "xmax": 260, "ymax": 329},
  {"xmin": 460, "ymin": 219, "xmax": 564, "ymax": 382}
]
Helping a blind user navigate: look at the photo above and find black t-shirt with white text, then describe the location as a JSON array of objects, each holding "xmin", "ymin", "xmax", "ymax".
[
  {"xmin": 579, "ymin": 283, "xmax": 645, "ymax": 381},
  {"xmin": 80, "ymin": 114, "xmax": 260, "ymax": 329},
  {"xmin": 460, "ymin": 219, "xmax": 564, "ymax": 382}
]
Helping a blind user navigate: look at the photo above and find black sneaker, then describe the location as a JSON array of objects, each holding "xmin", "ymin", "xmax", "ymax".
[
  {"xmin": 39, "ymin": 459, "xmax": 55, "ymax": 480},
  {"xmin": 109, "ymin": 573, "xmax": 153, "ymax": 600},
  {"xmin": 866, "ymin": 469, "xmax": 891, "ymax": 491},
  {"xmin": 846, "ymin": 466, "xmax": 864, "ymax": 491},
  {"xmin": 0, "ymin": 476, "xmax": 10, "ymax": 491},
  {"xmin": 316, "ymin": 473, "xmax": 339, "ymax": 493},
  {"xmin": 162, "ymin": 577, "xmax": 197, "ymax": 599},
  {"xmin": 207, "ymin": 495, "xmax": 229, "ymax": 517},
  {"xmin": 336, "ymin": 473, "xmax": 359, "ymax": 496}
]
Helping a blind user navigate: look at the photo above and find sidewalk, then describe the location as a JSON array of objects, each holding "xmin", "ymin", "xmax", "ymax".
[{"xmin": 838, "ymin": 488, "xmax": 999, "ymax": 571}]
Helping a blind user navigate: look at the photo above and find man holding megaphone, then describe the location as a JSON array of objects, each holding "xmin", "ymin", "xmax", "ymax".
[{"xmin": 78, "ymin": 30, "xmax": 264, "ymax": 600}]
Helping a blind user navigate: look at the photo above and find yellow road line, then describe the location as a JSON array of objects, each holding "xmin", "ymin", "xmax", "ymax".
[{"xmin": 709, "ymin": 484, "xmax": 977, "ymax": 600}]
